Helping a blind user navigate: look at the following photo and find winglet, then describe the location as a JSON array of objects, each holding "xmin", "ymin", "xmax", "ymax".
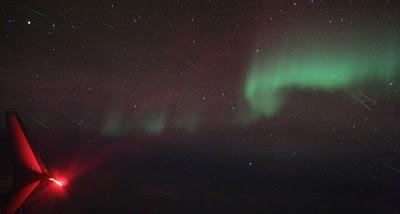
[{"xmin": 6, "ymin": 112, "xmax": 43, "ymax": 175}]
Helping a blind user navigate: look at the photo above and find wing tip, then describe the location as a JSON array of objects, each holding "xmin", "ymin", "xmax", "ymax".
[{"xmin": 5, "ymin": 111, "xmax": 19, "ymax": 122}]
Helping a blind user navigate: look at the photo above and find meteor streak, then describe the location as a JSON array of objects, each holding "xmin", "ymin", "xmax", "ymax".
[
  {"xmin": 101, "ymin": 23, "xmax": 116, "ymax": 29},
  {"xmin": 346, "ymin": 90, "xmax": 372, "ymax": 111},
  {"xmin": 28, "ymin": 8, "xmax": 50, "ymax": 18}
]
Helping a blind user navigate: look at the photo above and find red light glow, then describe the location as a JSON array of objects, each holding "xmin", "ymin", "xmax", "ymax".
[{"xmin": 48, "ymin": 177, "xmax": 64, "ymax": 187}]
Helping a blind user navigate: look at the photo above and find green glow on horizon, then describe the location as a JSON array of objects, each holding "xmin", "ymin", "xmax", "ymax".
[
  {"xmin": 102, "ymin": 108, "xmax": 166, "ymax": 136},
  {"xmin": 102, "ymin": 111, "xmax": 125, "ymax": 136},
  {"xmin": 244, "ymin": 42, "xmax": 399, "ymax": 120},
  {"xmin": 138, "ymin": 110, "xmax": 166, "ymax": 134}
]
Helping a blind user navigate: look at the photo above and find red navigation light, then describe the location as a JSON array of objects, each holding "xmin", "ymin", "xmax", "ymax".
[{"xmin": 48, "ymin": 177, "xmax": 64, "ymax": 187}]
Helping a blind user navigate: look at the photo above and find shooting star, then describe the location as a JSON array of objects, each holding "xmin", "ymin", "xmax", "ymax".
[
  {"xmin": 346, "ymin": 90, "xmax": 372, "ymax": 111},
  {"xmin": 358, "ymin": 90, "xmax": 377, "ymax": 105},
  {"xmin": 101, "ymin": 23, "xmax": 116, "ymax": 29},
  {"xmin": 384, "ymin": 163, "xmax": 400, "ymax": 175},
  {"xmin": 159, "ymin": 190, "xmax": 176, "ymax": 199},
  {"xmin": 71, "ymin": 119, "xmax": 87, "ymax": 129},
  {"xmin": 21, "ymin": 114, "xmax": 50, "ymax": 130},
  {"xmin": 28, "ymin": 8, "xmax": 50, "ymax": 19},
  {"xmin": 64, "ymin": 114, "xmax": 88, "ymax": 128}
]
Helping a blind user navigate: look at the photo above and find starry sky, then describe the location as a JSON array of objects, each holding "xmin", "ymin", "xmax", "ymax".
[{"xmin": 1, "ymin": 0, "xmax": 400, "ymax": 213}]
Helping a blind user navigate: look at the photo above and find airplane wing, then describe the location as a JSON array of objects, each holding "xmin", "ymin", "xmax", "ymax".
[
  {"xmin": 2, "ymin": 112, "xmax": 50, "ymax": 213},
  {"xmin": 6, "ymin": 112, "xmax": 45, "ymax": 175}
]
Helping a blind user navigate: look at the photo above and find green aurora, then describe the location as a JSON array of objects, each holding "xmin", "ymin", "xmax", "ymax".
[
  {"xmin": 136, "ymin": 109, "xmax": 166, "ymax": 134},
  {"xmin": 244, "ymin": 41, "xmax": 399, "ymax": 120},
  {"xmin": 102, "ymin": 108, "xmax": 166, "ymax": 136},
  {"xmin": 102, "ymin": 107, "xmax": 200, "ymax": 135}
]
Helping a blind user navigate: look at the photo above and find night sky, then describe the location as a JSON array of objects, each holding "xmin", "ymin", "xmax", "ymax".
[{"xmin": 1, "ymin": 0, "xmax": 400, "ymax": 213}]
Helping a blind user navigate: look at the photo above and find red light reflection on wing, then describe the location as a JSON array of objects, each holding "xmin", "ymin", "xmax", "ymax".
[{"xmin": 5, "ymin": 180, "xmax": 41, "ymax": 214}]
